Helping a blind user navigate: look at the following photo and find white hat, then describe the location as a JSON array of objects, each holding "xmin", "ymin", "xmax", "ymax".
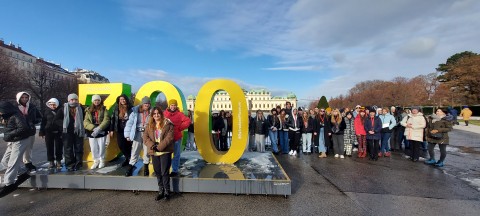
[
  {"xmin": 91, "ymin": 94, "xmax": 101, "ymax": 102},
  {"xmin": 46, "ymin": 98, "xmax": 59, "ymax": 107}
]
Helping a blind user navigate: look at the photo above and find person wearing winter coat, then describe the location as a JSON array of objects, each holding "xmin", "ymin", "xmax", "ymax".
[
  {"xmin": 143, "ymin": 106, "xmax": 175, "ymax": 201},
  {"xmin": 447, "ymin": 107, "xmax": 459, "ymax": 125},
  {"xmin": 39, "ymin": 98, "xmax": 63, "ymax": 169},
  {"xmin": 163, "ymin": 99, "xmax": 191, "ymax": 176},
  {"xmin": 124, "ymin": 96, "xmax": 151, "ymax": 176},
  {"xmin": 460, "ymin": 106, "xmax": 473, "ymax": 126},
  {"xmin": 267, "ymin": 108, "xmax": 280, "ymax": 155},
  {"xmin": 278, "ymin": 109, "xmax": 290, "ymax": 154},
  {"xmin": 379, "ymin": 107, "xmax": 397, "ymax": 157},
  {"xmin": 424, "ymin": 108, "xmax": 453, "ymax": 167},
  {"xmin": 109, "ymin": 94, "xmax": 133, "ymax": 167},
  {"xmin": 364, "ymin": 109, "xmax": 382, "ymax": 161},
  {"xmin": 288, "ymin": 108, "xmax": 302, "ymax": 156},
  {"xmin": 329, "ymin": 109, "xmax": 346, "ymax": 158},
  {"xmin": 219, "ymin": 110, "xmax": 229, "ymax": 151},
  {"xmin": 254, "ymin": 110, "xmax": 268, "ymax": 153},
  {"xmin": 16, "ymin": 92, "xmax": 42, "ymax": 172},
  {"xmin": 55, "ymin": 93, "xmax": 85, "ymax": 171},
  {"xmin": 0, "ymin": 101, "xmax": 30, "ymax": 193},
  {"xmin": 354, "ymin": 108, "xmax": 367, "ymax": 158},
  {"xmin": 84, "ymin": 95, "xmax": 110, "ymax": 169},
  {"xmin": 343, "ymin": 111, "xmax": 356, "ymax": 157},
  {"xmin": 301, "ymin": 111, "xmax": 315, "ymax": 154},
  {"xmin": 314, "ymin": 108, "xmax": 331, "ymax": 158},
  {"xmin": 400, "ymin": 106, "xmax": 426, "ymax": 162}
]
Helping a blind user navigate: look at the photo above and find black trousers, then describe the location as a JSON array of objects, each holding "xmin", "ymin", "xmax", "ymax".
[
  {"xmin": 367, "ymin": 139, "xmax": 379, "ymax": 160},
  {"xmin": 63, "ymin": 133, "xmax": 84, "ymax": 169},
  {"xmin": 152, "ymin": 153, "xmax": 172, "ymax": 192},
  {"xmin": 428, "ymin": 142, "xmax": 447, "ymax": 162},
  {"xmin": 116, "ymin": 129, "xmax": 132, "ymax": 161},
  {"xmin": 219, "ymin": 134, "xmax": 228, "ymax": 151},
  {"xmin": 289, "ymin": 131, "xmax": 301, "ymax": 151},
  {"xmin": 409, "ymin": 140, "xmax": 422, "ymax": 160},
  {"xmin": 45, "ymin": 131, "xmax": 63, "ymax": 162}
]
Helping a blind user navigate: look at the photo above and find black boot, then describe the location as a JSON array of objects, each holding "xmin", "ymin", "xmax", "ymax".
[
  {"xmin": 122, "ymin": 158, "xmax": 130, "ymax": 167},
  {"xmin": 25, "ymin": 163, "xmax": 37, "ymax": 172},
  {"xmin": 163, "ymin": 189, "xmax": 170, "ymax": 201},
  {"xmin": 125, "ymin": 165, "xmax": 134, "ymax": 177},
  {"xmin": 155, "ymin": 187, "xmax": 165, "ymax": 201},
  {"xmin": 143, "ymin": 164, "xmax": 149, "ymax": 176}
]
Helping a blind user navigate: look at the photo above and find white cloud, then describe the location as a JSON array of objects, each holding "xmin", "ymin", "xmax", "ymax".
[{"xmin": 121, "ymin": 0, "xmax": 480, "ymax": 99}]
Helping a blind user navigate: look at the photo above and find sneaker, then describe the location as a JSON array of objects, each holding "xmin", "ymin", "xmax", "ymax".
[
  {"xmin": 340, "ymin": 155, "xmax": 345, "ymax": 159},
  {"xmin": 98, "ymin": 161, "xmax": 105, "ymax": 168},
  {"xmin": 378, "ymin": 152, "xmax": 383, "ymax": 157},
  {"xmin": 385, "ymin": 152, "xmax": 391, "ymax": 157},
  {"xmin": 293, "ymin": 151, "xmax": 297, "ymax": 156},
  {"xmin": 352, "ymin": 148, "xmax": 358, "ymax": 152},
  {"xmin": 90, "ymin": 160, "xmax": 99, "ymax": 169},
  {"xmin": 56, "ymin": 160, "xmax": 62, "ymax": 169},
  {"xmin": 48, "ymin": 161, "xmax": 55, "ymax": 169},
  {"xmin": 424, "ymin": 158, "xmax": 436, "ymax": 165},
  {"xmin": 404, "ymin": 155, "xmax": 411, "ymax": 159},
  {"xmin": 288, "ymin": 150, "xmax": 293, "ymax": 155},
  {"xmin": 434, "ymin": 161, "xmax": 444, "ymax": 167},
  {"xmin": 334, "ymin": 154, "xmax": 339, "ymax": 158}
]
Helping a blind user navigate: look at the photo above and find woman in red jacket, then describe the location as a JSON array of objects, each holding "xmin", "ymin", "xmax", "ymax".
[{"xmin": 354, "ymin": 108, "xmax": 367, "ymax": 158}]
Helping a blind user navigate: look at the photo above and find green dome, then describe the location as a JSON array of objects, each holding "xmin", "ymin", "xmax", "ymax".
[
  {"xmin": 187, "ymin": 95, "xmax": 196, "ymax": 100},
  {"xmin": 287, "ymin": 92, "xmax": 296, "ymax": 99}
]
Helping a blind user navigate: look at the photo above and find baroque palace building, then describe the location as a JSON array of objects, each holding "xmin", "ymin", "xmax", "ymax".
[{"xmin": 186, "ymin": 89, "xmax": 297, "ymax": 112}]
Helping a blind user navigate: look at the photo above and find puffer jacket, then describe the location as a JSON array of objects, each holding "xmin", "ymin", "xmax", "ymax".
[
  {"xmin": 39, "ymin": 105, "xmax": 63, "ymax": 136},
  {"xmin": 16, "ymin": 91, "xmax": 42, "ymax": 136},
  {"xmin": 124, "ymin": 105, "xmax": 145, "ymax": 140},
  {"xmin": 401, "ymin": 113, "xmax": 426, "ymax": 142},
  {"xmin": 460, "ymin": 108, "xmax": 472, "ymax": 121},
  {"xmin": 0, "ymin": 101, "xmax": 30, "ymax": 142},
  {"xmin": 143, "ymin": 119, "xmax": 175, "ymax": 155},
  {"xmin": 426, "ymin": 115, "xmax": 453, "ymax": 144},
  {"xmin": 84, "ymin": 105, "xmax": 110, "ymax": 138},
  {"xmin": 163, "ymin": 109, "xmax": 191, "ymax": 141}
]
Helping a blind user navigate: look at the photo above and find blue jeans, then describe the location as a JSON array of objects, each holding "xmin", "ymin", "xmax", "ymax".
[
  {"xmin": 278, "ymin": 130, "xmax": 289, "ymax": 153},
  {"xmin": 380, "ymin": 132, "xmax": 391, "ymax": 153},
  {"xmin": 269, "ymin": 130, "xmax": 279, "ymax": 153},
  {"xmin": 318, "ymin": 128, "xmax": 326, "ymax": 153},
  {"xmin": 172, "ymin": 139, "xmax": 181, "ymax": 173}
]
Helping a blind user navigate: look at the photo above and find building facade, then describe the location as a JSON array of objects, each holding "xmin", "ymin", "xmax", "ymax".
[
  {"xmin": 186, "ymin": 89, "xmax": 297, "ymax": 112},
  {"xmin": 0, "ymin": 39, "xmax": 36, "ymax": 73},
  {"xmin": 71, "ymin": 69, "xmax": 110, "ymax": 83}
]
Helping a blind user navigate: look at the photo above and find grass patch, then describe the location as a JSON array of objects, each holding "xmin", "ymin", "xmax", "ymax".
[{"xmin": 458, "ymin": 120, "xmax": 480, "ymax": 126}]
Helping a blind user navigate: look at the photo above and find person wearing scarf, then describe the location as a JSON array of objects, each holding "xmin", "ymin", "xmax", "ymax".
[
  {"xmin": 365, "ymin": 109, "xmax": 382, "ymax": 161},
  {"xmin": 84, "ymin": 95, "xmax": 110, "ymax": 169},
  {"xmin": 288, "ymin": 108, "xmax": 303, "ymax": 156},
  {"xmin": 424, "ymin": 108, "xmax": 453, "ymax": 167},
  {"xmin": 55, "ymin": 93, "xmax": 85, "ymax": 171}
]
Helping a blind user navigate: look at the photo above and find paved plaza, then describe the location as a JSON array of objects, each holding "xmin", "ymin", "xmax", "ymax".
[{"xmin": 0, "ymin": 125, "xmax": 479, "ymax": 216}]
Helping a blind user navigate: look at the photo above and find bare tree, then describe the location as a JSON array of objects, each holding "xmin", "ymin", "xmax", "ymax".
[{"xmin": 0, "ymin": 49, "xmax": 25, "ymax": 101}]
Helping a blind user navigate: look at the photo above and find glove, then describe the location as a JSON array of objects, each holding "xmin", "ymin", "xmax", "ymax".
[{"xmin": 91, "ymin": 127, "xmax": 100, "ymax": 137}]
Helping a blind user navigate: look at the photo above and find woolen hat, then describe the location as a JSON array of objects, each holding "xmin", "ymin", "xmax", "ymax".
[
  {"xmin": 68, "ymin": 93, "xmax": 78, "ymax": 101},
  {"xmin": 46, "ymin": 98, "xmax": 59, "ymax": 107},
  {"xmin": 141, "ymin": 96, "xmax": 150, "ymax": 104},
  {"xmin": 411, "ymin": 106, "xmax": 421, "ymax": 111},
  {"xmin": 168, "ymin": 99, "xmax": 177, "ymax": 106},
  {"xmin": 91, "ymin": 94, "xmax": 101, "ymax": 102}
]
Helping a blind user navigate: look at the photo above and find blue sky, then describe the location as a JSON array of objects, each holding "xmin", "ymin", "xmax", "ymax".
[{"xmin": 1, "ymin": 0, "xmax": 479, "ymax": 106}]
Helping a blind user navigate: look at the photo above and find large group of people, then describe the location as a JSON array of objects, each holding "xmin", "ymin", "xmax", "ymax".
[
  {"xmin": 0, "ymin": 91, "xmax": 190, "ymax": 200},
  {"xmin": 0, "ymin": 90, "xmax": 468, "ymax": 199}
]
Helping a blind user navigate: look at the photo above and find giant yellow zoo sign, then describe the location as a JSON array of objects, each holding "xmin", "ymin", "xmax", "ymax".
[{"xmin": 79, "ymin": 79, "xmax": 248, "ymax": 164}]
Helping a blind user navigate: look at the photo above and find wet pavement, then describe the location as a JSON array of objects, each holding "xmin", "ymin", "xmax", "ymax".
[{"xmin": 0, "ymin": 128, "xmax": 479, "ymax": 216}]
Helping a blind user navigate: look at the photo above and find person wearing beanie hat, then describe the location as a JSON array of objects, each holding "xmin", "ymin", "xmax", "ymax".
[
  {"xmin": 354, "ymin": 108, "xmax": 368, "ymax": 158},
  {"xmin": 164, "ymin": 98, "xmax": 191, "ymax": 176},
  {"xmin": 401, "ymin": 105, "xmax": 426, "ymax": 162},
  {"xmin": 124, "ymin": 96, "xmax": 152, "ymax": 176},
  {"xmin": 141, "ymin": 96, "xmax": 150, "ymax": 105},
  {"xmin": 84, "ymin": 95, "xmax": 110, "ymax": 169},
  {"xmin": 40, "ymin": 98, "xmax": 63, "ymax": 169},
  {"xmin": 55, "ymin": 93, "xmax": 85, "ymax": 171},
  {"xmin": 15, "ymin": 91, "xmax": 42, "ymax": 172}
]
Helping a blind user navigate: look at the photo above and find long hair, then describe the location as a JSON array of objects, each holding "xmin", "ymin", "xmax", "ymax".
[
  {"xmin": 331, "ymin": 108, "xmax": 342, "ymax": 124},
  {"xmin": 147, "ymin": 106, "xmax": 165, "ymax": 131}
]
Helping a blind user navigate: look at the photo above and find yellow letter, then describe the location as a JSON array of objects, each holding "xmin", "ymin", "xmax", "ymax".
[
  {"xmin": 194, "ymin": 79, "xmax": 248, "ymax": 164},
  {"xmin": 79, "ymin": 83, "xmax": 132, "ymax": 162}
]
